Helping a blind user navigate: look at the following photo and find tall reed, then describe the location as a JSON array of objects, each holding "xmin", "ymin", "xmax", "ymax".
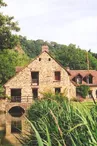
[{"xmin": 21, "ymin": 93, "xmax": 97, "ymax": 146}]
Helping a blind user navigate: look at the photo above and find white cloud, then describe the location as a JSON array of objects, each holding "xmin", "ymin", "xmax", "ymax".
[
  {"xmin": 1, "ymin": 0, "xmax": 97, "ymax": 53},
  {"xmin": 1, "ymin": 0, "xmax": 49, "ymax": 19},
  {"xmin": 53, "ymin": 16, "xmax": 97, "ymax": 51}
]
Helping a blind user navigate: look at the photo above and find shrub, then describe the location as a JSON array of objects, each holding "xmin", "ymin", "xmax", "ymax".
[{"xmin": 76, "ymin": 85, "xmax": 90, "ymax": 98}]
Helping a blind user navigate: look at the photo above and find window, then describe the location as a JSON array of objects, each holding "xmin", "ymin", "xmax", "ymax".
[
  {"xmin": 31, "ymin": 72, "xmax": 39, "ymax": 85},
  {"xmin": 55, "ymin": 71, "xmax": 60, "ymax": 81},
  {"xmin": 39, "ymin": 58, "xmax": 41, "ymax": 61},
  {"xmin": 11, "ymin": 89, "xmax": 21, "ymax": 102},
  {"xmin": 48, "ymin": 58, "xmax": 51, "ymax": 61},
  {"xmin": 86, "ymin": 75, "xmax": 93, "ymax": 84},
  {"xmin": 32, "ymin": 88, "xmax": 38, "ymax": 99},
  {"xmin": 76, "ymin": 75, "xmax": 82, "ymax": 84},
  {"xmin": 88, "ymin": 90, "xmax": 93, "ymax": 98},
  {"xmin": 11, "ymin": 121, "xmax": 22, "ymax": 133},
  {"xmin": 55, "ymin": 88, "xmax": 61, "ymax": 94}
]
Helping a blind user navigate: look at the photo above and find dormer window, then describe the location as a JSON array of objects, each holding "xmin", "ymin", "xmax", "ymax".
[
  {"xmin": 86, "ymin": 75, "xmax": 93, "ymax": 84},
  {"xmin": 75, "ymin": 75, "xmax": 82, "ymax": 84}
]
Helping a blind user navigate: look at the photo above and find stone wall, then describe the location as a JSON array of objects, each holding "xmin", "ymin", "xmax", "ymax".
[
  {"xmin": 4, "ymin": 52, "xmax": 76, "ymax": 101},
  {"xmin": 0, "ymin": 99, "xmax": 7, "ymax": 112},
  {"xmin": 89, "ymin": 86, "xmax": 97, "ymax": 99}
]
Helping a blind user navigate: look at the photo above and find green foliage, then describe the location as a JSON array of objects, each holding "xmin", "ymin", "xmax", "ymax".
[
  {"xmin": 52, "ymin": 44, "xmax": 97, "ymax": 70},
  {"xmin": 22, "ymin": 118, "xmax": 63, "ymax": 146},
  {"xmin": 0, "ymin": 0, "xmax": 20, "ymax": 50},
  {"xmin": 0, "ymin": 49, "xmax": 30, "ymax": 86},
  {"xmin": 21, "ymin": 95, "xmax": 97, "ymax": 146},
  {"xmin": 19, "ymin": 36, "xmax": 97, "ymax": 70},
  {"xmin": 0, "ymin": 85, "xmax": 4, "ymax": 97},
  {"xmin": 19, "ymin": 36, "xmax": 43, "ymax": 58},
  {"xmin": 76, "ymin": 85, "xmax": 90, "ymax": 98},
  {"xmin": 0, "ymin": 0, "xmax": 7, "ymax": 7}
]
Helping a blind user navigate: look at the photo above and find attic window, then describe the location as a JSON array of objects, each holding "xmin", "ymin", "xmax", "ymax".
[
  {"xmin": 48, "ymin": 58, "xmax": 51, "ymax": 61},
  {"xmin": 76, "ymin": 75, "xmax": 82, "ymax": 84},
  {"xmin": 39, "ymin": 58, "xmax": 41, "ymax": 61},
  {"xmin": 86, "ymin": 75, "xmax": 93, "ymax": 84}
]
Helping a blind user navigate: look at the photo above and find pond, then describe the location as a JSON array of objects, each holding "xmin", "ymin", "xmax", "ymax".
[{"xmin": 0, "ymin": 111, "xmax": 27, "ymax": 146}]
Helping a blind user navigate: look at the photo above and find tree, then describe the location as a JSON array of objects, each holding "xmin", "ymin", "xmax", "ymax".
[
  {"xmin": 0, "ymin": 0, "xmax": 20, "ymax": 50},
  {"xmin": 0, "ymin": 49, "xmax": 30, "ymax": 85},
  {"xmin": 0, "ymin": 0, "xmax": 7, "ymax": 7},
  {"xmin": 0, "ymin": 50, "xmax": 15, "ymax": 85}
]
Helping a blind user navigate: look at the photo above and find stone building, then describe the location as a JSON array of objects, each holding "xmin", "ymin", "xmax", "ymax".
[{"xmin": 4, "ymin": 46, "xmax": 76, "ymax": 102}]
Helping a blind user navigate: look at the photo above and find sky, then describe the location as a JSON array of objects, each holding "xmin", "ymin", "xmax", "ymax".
[{"xmin": 1, "ymin": 0, "xmax": 97, "ymax": 53}]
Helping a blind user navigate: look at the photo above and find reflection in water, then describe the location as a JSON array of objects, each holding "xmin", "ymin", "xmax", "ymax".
[
  {"xmin": 11, "ymin": 121, "xmax": 22, "ymax": 134},
  {"xmin": 0, "ymin": 108, "xmax": 27, "ymax": 146},
  {"xmin": 9, "ymin": 106, "xmax": 25, "ymax": 117}
]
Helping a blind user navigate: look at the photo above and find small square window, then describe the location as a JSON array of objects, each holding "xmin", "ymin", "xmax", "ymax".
[
  {"xmin": 39, "ymin": 58, "xmax": 41, "ymax": 61},
  {"xmin": 55, "ymin": 88, "xmax": 61, "ymax": 94},
  {"xmin": 48, "ymin": 58, "xmax": 51, "ymax": 61}
]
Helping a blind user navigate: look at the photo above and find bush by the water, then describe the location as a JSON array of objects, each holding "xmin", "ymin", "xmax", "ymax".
[{"xmin": 21, "ymin": 93, "xmax": 97, "ymax": 146}]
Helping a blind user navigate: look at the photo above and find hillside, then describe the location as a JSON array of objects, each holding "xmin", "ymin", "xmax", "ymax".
[{"xmin": 19, "ymin": 35, "xmax": 97, "ymax": 70}]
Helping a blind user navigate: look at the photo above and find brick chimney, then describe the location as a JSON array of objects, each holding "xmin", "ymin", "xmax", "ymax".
[
  {"xmin": 42, "ymin": 45, "xmax": 49, "ymax": 53},
  {"xmin": 15, "ymin": 66, "xmax": 23, "ymax": 73}
]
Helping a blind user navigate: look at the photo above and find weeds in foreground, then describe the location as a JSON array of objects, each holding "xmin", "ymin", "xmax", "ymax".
[{"xmin": 20, "ymin": 93, "xmax": 97, "ymax": 146}]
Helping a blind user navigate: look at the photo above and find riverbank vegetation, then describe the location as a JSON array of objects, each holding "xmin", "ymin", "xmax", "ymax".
[{"xmin": 20, "ymin": 93, "xmax": 97, "ymax": 146}]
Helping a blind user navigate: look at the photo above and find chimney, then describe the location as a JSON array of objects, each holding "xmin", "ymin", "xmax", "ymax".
[
  {"xmin": 15, "ymin": 66, "xmax": 23, "ymax": 73},
  {"xmin": 42, "ymin": 45, "xmax": 49, "ymax": 53}
]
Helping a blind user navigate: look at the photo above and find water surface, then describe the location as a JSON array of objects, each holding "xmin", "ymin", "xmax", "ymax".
[{"xmin": 0, "ymin": 112, "xmax": 26, "ymax": 146}]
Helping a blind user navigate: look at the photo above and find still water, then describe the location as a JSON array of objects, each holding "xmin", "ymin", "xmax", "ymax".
[{"xmin": 0, "ymin": 112, "xmax": 27, "ymax": 146}]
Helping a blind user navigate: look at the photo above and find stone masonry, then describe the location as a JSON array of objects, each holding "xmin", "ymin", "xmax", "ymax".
[{"xmin": 4, "ymin": 47, "xmax": 76, "ymax": 102}]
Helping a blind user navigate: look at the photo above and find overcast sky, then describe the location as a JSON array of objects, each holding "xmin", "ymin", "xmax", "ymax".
[{"xmin": 1, "ymin": 0, "xmax": 97, "ymax": 53}]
